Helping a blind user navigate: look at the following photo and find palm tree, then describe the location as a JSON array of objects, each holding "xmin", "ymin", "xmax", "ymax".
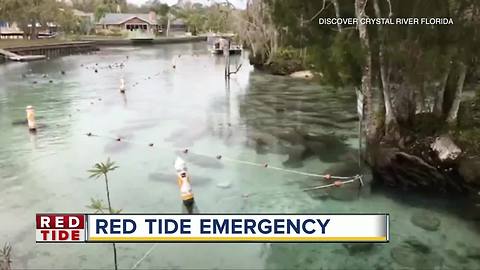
[{"xmin": 88, "ymin": 158, "xmax": 119, "ymax": 270}]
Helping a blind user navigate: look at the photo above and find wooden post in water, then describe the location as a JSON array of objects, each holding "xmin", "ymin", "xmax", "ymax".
[
  {"xmin": 120, "ymin": 78, "xmax": 126, "ymax": 93},
  {"xmin": 26, "ymin": 105, "xmax": 36, "ymax": 131},
  {"xmin": 224, "ymin": 39, "xmax": 230, "ymax": 79}
]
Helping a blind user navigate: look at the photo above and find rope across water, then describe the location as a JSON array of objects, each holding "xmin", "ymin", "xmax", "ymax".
[
  {"xmin": 78, "ymin": 58, "xmax": 363, "ymax": 269},
  {"xmin": 85, "ymin": 132, "xmax": 362, "ymax": 182}
]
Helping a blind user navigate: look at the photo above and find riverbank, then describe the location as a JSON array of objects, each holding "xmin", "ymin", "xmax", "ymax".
[
  {"xmin": 249, "ymin": 47, "xmax": 307, "ymax": 76},
  {"xmin": 1, "ymin": 41, "xmax": 98, "ymax": 59},
  {"xmin": 0, "ymin": 36, "xmax": 208, "ymax": 61},
  {"xmin": 1, "ymin": 44, "xmax": 480, "ymax": 269},
  {"xmin": 370, "ymin": 93, "xmax": 480, "ymax": 222},
  {"xmin": 80, "ymin": 35, "xmax": 207, "ymax": 46}
]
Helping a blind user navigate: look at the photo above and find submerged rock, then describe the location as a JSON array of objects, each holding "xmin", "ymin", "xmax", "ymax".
[
  {"xmin": 281, "ymin": 144, "xmax": 307, "ymax": 168},
  {"xmin": 458, "ymin": 157, "xmax": 480, "ymax": 185},
  {"xmin": 390, "ymin": 241, "xmax": 443, "ymax": 269},
  {"xmin": 466, "ymin": 246, "xmax": 480, "ymax": 260},
  {"xmin": 411, "ymin": 211, "xmax": 441, "ymax": 231},
  {"xmin": 404, "ymin": 237, "xmax": 431, "ymax": 253},
  {"xmin": 431, "ymin": 135, "xmax": 462, "ymax": 161},
  {"xmin": 445, "ymin": 249, "xmax": 469, "ymax": 264}
]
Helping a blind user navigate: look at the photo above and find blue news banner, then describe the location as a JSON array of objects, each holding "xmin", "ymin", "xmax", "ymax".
[{"xmin": 36, "ymin": 214, "xmax": 389, "ymax": 243}]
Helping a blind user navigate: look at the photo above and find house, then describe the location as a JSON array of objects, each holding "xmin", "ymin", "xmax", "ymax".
[
  {"xmin": 0, "ymin": 21, "xmax": 57, "ymax": 39},
  {"xmin": 96, "ymin": 12, "xmax": 159, "ymax": 33},
  {"xmin": 0, "ymin": 21, "xmax": 21, "ymax": 39}
]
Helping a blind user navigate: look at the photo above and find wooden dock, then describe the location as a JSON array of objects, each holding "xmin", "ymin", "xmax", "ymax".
[
  {"xmin": 0, "ymin": 48, "xmax": 46, "ymax": 62},
  {"xmin": 5, "ymin": 41, "xmax": 98, "ymax": 58}
]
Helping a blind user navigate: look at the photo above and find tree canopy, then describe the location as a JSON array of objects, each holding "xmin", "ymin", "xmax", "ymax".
[{"xmin": 240, "ymin": 0, "xmax": 480, "ymax": 141}]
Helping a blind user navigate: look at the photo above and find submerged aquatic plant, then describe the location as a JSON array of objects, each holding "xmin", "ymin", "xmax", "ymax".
[
  {"xmin": 0, "ymin": 243, "xmax": 12, "ymax": 270},
  {"xmin": 88, "ymin": 158, "xmax": 119, "ymax": 270}
]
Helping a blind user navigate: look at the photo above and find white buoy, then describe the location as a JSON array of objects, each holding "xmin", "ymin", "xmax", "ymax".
[
  {"xmin": 26, "ymin": 105, "xmax": 36, "ymax": 131},
  {"xmin": 119, "ymin": 78, "xmax": 126, "ymax": 93},
  {"xmin": 174, "ymin": 157, "xmax": 187, "ymax": 172},
  {"xmin": 174, "ymin": 157, "xmax": 194, "ymax": 207}
]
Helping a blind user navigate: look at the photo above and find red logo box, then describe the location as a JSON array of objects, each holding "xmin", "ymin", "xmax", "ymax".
[{"xmin": 36, "ymin": 214, "xmax": 86, "ymax": 242}]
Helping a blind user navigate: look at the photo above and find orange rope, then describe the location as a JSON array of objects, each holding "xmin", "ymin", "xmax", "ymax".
[{"xmin": 84, "ymin": 132, "xmax": 362, "ymax": 182}]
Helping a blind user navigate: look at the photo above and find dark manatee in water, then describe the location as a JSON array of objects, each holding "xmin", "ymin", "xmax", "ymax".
[
  {"xmin": 403, "ymin": 236, "xmax": 431, "ymax": 253},
  {"xmin": 302, "ymin": 160, "xmax": 364, "ymax": 201},
  {"xmin": 110, "ymin": 119, "xmax": 161, "ymax": 134},
  {"xmin": 410, "ymin": 210, "xmax": 441, "ymax": 231},
  {"xmin": 165, "ymin": 124, "xmax": 208, "ymax": 147},
  {"xmin": 342, "ymin": 243, "xmax": 375, "ymax": 255},
  {"xmin": 149, "ymin": 172, "xmax": 212, "ymax": 187},
  {"xmin": 325, "ymin": 160, "xmax": 362, "ymax": 201},
  {"xmin": 445, "ymin": 249, "xmax": 469, "ymax": 264},
  {"xmin": 466, "ymin": 246, "xmax": 480, "ymax": 260},
  {"xmin": 271, "ymin": 128, "xmax": 305, "ymax": 144},
  {"xmin": 299, "ymin": 130, "xmax": 352, "ymax": 163},
  {"xmin": 245, "ymin": 130, "xmax": 278, "ymax": 154},
  {"xmin": 278, "ymin": 141, "xmax": 307, "ymax": 168},
  {"xmin": 301, "ymin": 176, "xmax": 329, "ymax": 200},
  {"xmin": 178, "ymin": 151, "xmax": 224, "ymax": 169}
]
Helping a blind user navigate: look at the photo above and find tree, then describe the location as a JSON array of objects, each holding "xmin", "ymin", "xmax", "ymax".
[
  {"xmin": 355, "ymin": 0, "xmax": 376, "ymax": 145},
  {"xmin": 88, "ymin": 158, "xmax": 119, "ymax": 270},
  {"xmin": 261, "ymin": 0, "xmax": 480, "ymax": 142},
  {"xmin": 94, "ymin": 4, "xmax": 109, "ymax": 22},
  {"xmin": 0, "ymin": 0, "xmax": 60, "ymax": 39},
  {"xmin": 57, "ymin": 8, "xmax": 81, "ymax": 35},
  {"xmin": 204, "ymin": 3, "xmax": 234, "ymax": 33},
  {"xmin": 175, "ymin": 3, "xmax": 208, "ymax": 34},
  {"xmin": 235, "ymin": 0, "xmax": 278, "ymax": 64},
  {"xmin": 157, "ymin": 3, "xmax": 171, "ymax": 16}
]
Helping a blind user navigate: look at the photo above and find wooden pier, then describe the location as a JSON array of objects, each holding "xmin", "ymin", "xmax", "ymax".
[
  {"xmin": 0, "ymin": 41, "xmax": 98, "ymax": 62},
  {"xmin": 0, "ymin": 48, "xmax": 46, "ymax": 61}
]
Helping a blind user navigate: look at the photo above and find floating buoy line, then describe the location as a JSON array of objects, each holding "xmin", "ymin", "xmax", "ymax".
[
  {"xmin": 24, "ymin": 56, "xmax": 363, "ymax": 189},
  {"xmin": 31, "ymin": 55, "xmax": 363, "ymax": 270},
  {"xmin": 84, "ymin": 132, "xmax": 363, "ymax": 186}
]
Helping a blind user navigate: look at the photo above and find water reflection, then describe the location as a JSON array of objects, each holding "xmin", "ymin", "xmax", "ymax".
[
  {"xmin": 182, "ymin": 201, "xmax": 199, "ymax": 214},
  {"xmin": 237, "ymin": 73, "xmax": 358, "ymax": 167}
]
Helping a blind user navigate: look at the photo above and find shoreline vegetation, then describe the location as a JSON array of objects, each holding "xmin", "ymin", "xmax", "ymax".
[
  {"xmin": 235, "ymin": 0, "xmax": 480, "ymax": 219},
  {"xmin": 0, "ymin": 0, "xmax": 478, "ymax": 215}
]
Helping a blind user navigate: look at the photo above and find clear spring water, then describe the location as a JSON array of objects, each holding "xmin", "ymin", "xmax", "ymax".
[{"xmin": 0, "ymin": 42, "xmax": 479, "ymax": 269}]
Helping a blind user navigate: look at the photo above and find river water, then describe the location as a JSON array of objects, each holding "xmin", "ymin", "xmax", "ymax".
[{"xmin": 0, "ymin": 43, "xmax": 479, "ymax": 269}]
